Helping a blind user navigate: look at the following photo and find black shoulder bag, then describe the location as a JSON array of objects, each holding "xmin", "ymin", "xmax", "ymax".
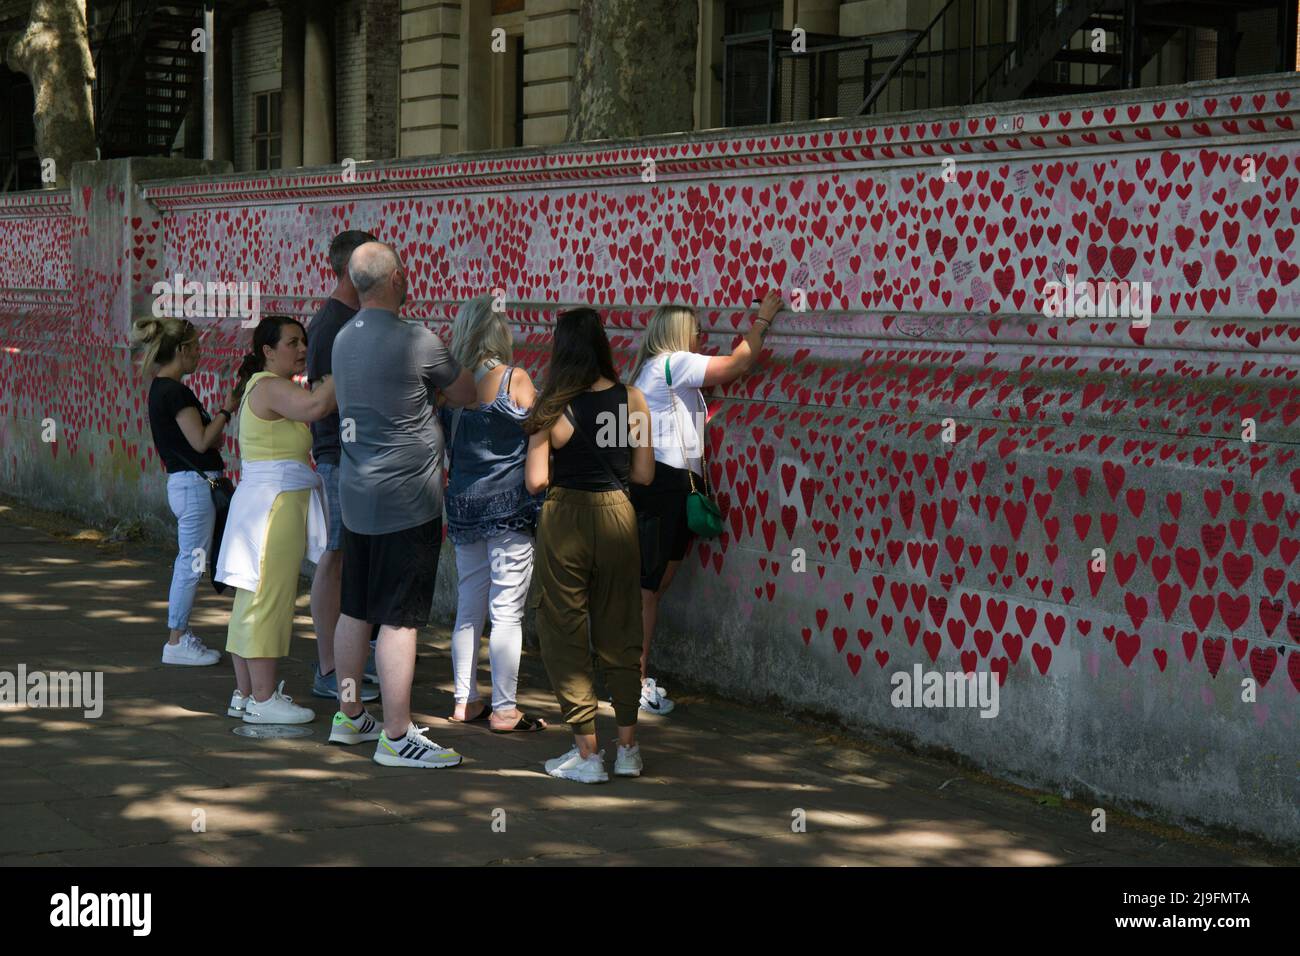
[
  {"xmin": 172, "ymin": 446, "xmax": 236, "ymax": 596},
  {"xmin": 562, "ymin": 405, "xmax": 661, "ymax": 575}
]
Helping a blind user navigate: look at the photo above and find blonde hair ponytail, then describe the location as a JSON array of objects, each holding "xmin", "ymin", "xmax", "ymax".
[{"xmin": 131, "ymin": 316, "xmax": 195, "ymax": 376}]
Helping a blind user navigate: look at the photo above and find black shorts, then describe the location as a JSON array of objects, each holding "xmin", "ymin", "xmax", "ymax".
[
  {"xmin": 341, "ymin": 517, "xmax": 443, "ymax": 629},
  {"xmin": 630, "ymin": 460, "xmax": 700, "ymax": 592}
]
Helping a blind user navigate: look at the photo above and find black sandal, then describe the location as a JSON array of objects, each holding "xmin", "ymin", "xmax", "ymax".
[{"xmin": 491, "ymin": 713, "xmax": 547, "ymax": 734}]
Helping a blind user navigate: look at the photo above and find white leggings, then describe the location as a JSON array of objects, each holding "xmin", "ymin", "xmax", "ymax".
[{"xmin": 451, "ymin": 529, "xmax": 535, "ymax": 711}]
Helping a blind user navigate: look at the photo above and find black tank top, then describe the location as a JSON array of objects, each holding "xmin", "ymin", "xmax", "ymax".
[{"xmin": 551, "ymin": 384, "xmax": 631, "ymax": 492}]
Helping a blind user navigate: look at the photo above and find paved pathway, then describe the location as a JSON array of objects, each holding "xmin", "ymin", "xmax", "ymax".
[{"xmin": 0, "ymin": 497, "xmax": 1287, "ymax": 866}]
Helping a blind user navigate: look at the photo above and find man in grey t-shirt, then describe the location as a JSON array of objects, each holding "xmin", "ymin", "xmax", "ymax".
[
  {"xmin": 328, "ymin": 241, "xmax": 477, "ymax": 769},
  {"xmin": 333, "ymin": 306, "xmax": 460, "ymax": 533}
]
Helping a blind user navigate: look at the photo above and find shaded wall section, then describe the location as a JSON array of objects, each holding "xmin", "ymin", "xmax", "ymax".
[{"xmin": 0, "ymin": 75, "xmax": 1297, "ymax": 843}]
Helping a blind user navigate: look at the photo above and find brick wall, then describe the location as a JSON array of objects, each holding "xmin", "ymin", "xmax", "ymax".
[
  {"xmin": 336, "ymin": 0, "xmax": 401, "ymax": 162},
  {"xmin": 365, "ymin": 0, "xmax": 401, "ymax": 158},
  {"xmin": 231, "ymin": 7, "xmax": 282, "ymax": 173},
  {"xmin": 230, "ymin": 2, "xmax": 397, "ymax": 170},
  {"xmin": 335, "ymin": 0, "xmax": 367, "ymax": 162}
]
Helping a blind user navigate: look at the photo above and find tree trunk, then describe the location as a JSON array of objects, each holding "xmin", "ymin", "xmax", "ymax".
[
  {"xmin": 6, "ymin": 0, "xmax": 96, "ymax": 187},
  {"xmin": 567, "ymin": 0, "xmax": 697, "ymax": 142}
]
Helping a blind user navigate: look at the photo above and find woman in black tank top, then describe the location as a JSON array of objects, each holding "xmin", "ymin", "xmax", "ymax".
[
  {"xmin": 549, "ymin": 383, "xmax": 632, "ymax": 491},
  {"xmin": 523, "ymin": 308, "xmax": 655, "ymax": 784}
]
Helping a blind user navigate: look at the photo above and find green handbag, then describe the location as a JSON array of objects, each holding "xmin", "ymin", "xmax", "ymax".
[{"xmin": 665, "ymin": 357, "xmax": 724, "ymax": 538}]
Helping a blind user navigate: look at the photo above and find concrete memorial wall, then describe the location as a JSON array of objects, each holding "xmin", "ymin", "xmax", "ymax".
[{"xmin": 1, "ymin": 74, "xmax": 1297, "ymax": 842}]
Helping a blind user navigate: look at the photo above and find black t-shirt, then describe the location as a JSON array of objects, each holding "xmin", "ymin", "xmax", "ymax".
[
  {"xmin": 147, "ymin": 376, "xmax": 225, "ymax": 474},
  {"xmin": 306, "ymin": 297, "xmax": 358, "ymax": 465}
]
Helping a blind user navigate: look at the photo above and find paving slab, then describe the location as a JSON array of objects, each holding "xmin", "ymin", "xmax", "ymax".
[
  {"xmin": 0, "ymin": 804, "xmax": 106, "ymax": 857},
  {"xmin": 0, "ymin": 499, "xmax": 1291, "ymax": 867}
]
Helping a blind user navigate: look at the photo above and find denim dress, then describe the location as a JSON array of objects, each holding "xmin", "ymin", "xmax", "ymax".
[{"xmin": 440, "ymin": 367, "xmax": 541, "ymax": 543}]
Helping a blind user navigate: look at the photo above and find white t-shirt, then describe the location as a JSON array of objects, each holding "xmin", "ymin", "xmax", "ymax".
[{"xmin": 633, "ymin": 350, "xmax": 711, "ymax": 473}]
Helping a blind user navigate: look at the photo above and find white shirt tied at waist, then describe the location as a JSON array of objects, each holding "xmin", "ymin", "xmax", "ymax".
[{"xmin": 215, "ymin": 459, "xmax": 327, "ymax": 593}]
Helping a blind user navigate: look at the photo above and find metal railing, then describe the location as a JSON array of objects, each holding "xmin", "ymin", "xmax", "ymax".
[
  {"xmin": 972, "ymin": 0, "xmax": 1120, "ymax": 103},
  {"xmin": 857, "ymin": 0, "xmax": 1018, "ymax": 116},
  {"xmin": 723, "ymin": 29, "xmax": 922, "ymax": 126}
]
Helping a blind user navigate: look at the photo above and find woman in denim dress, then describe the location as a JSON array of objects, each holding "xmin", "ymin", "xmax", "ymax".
[{"xmin": 441, "ymin": 297, "xmax": 547, "ymax": 732}]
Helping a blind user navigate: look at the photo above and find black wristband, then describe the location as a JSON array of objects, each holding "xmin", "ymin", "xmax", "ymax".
[{"xmin": 217, "ymin": 409, "xmax": 231, "ymax": 421}]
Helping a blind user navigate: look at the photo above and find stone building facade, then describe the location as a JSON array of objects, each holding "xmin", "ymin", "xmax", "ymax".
[
  {"xmin": 222, "ymin": 0, "xmax": 1298, "ymax": 171},
  {"xmin": 1, "ymin": 0, "xmax": 1296, "ymax": 182}
]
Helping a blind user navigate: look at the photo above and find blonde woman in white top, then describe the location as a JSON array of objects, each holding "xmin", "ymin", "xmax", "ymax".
[{"xmin": 626, "ymin": 290, "xmax": 782, "ymax": 714}]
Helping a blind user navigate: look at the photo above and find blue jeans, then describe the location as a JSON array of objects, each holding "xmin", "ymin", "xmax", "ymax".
[{"xmin": 166, "ymin": 470, "xmax": 219, "ymax": 631}]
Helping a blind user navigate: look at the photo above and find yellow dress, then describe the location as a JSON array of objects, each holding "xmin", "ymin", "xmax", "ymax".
[{"xmin": 225, "ymin": 370, "xmax": 313, "ymax": 659}]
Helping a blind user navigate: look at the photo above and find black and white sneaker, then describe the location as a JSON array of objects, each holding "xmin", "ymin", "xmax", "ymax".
[
  {"xmin": 373, "ymin": 723, "xmax": 462, "ymax": 768},
  {"xmin": 639, "ymin": 678, "xmax": 675, "ymax": 715},
  {"xmin": 329, "ymin": 708, "xmax": 383, "ymax": 745}
]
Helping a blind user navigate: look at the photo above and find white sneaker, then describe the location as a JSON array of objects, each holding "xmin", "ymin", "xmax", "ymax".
[
  {"xmin": 227, "ymin": 690, "xmax": 249, "ymax": 718},
  {"xmin": 639, "ymin": 678, "xmax": 675, "ymax": 715},
  {"xmin": 545, "ymin": 746, "xmax": 609, "ymax": 784},
  {"xmin": 242, "ymin": 682, "xmax": 315, "ymax": 724},
  {"xmin": 374, "ymin": 724, "xmax": 462, "ymax": 768},
  {"xmin": 614, "ymin": 743, "xmax": 643, "ymax": 777},
  {"xmin": 330, "ymin": 708, "xmax": 383, "ymax": 745},
  {"xmin": 162, "ymin": 632, "xmax": 221, "ymax": 666}
]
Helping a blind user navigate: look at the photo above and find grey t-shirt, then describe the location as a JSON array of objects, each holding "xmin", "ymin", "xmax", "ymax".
[{"xmin": 332, "ymin": 308, "xmax": 462, "ymax": 535}]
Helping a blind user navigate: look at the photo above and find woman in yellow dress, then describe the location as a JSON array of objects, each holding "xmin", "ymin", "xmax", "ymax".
[{"xmin": 216, "ymin": 316, "xmax": 337, "ymax": 724}]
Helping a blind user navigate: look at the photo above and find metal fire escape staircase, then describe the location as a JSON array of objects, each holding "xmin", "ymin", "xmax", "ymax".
[
  {"xmin": 91, "ymin": 0, "xmax": 207, "ymax": 158},
  {"xmin": 857, "ymin": 0, "xmax": 1295, "ymax": 117}
]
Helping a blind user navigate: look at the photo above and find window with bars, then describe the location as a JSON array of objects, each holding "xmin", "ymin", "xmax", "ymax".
[
  {"xmin": 253, "ymin": 91, "xmax": 282, "ymax": 170},
  {"xmin": 723, "ymin": 0, "xmax": 785, "ymax": 126}
]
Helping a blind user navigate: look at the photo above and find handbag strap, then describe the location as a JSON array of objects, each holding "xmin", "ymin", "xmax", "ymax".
[
  {"xmin": 473, "ymin": 358, "xmax": 502, "ymax": 383},
  {"xmin": 170, "ymin": 442, "xmax": 221, "ymax": 489},
  {"xmin": 561, "ymin": 403, "xmax": 633, "ymax": 505},
  {"xmin": 163, "ymin": 382, "xmax": 223, "ymax": 486},
  {"xmin": 663, "ymin": 355, "xmax": 709, "ymax": 497}
]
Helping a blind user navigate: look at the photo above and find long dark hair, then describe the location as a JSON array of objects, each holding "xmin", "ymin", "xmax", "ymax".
[
  {"xmin": 231, "ymin": 315, "xmax": 306, "ymax": 405},
  {"xmin": 523, "ymin": 308, "xmax": 620, "ymax": 434}
]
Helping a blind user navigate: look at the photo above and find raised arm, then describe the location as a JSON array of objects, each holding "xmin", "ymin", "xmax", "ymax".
[
  {"xmin": 173, "ymin": 380, "xmax": 238, "ymax": 454},
  {"xmin": 252, "ymin": 375, "xmax": 337, "ymax": 423},
  {"xmin": 174, "ymin": 405, "xmax": 227, "ymax": 454},
  {"xmin": 701, "ymin": 289, "xmax": 783, "ymax": 387}
]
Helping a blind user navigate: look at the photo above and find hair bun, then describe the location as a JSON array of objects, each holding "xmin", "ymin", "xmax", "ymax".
[{"xmin": 131, "ymin": 317, "xmax": 162, "ymax": 343}]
